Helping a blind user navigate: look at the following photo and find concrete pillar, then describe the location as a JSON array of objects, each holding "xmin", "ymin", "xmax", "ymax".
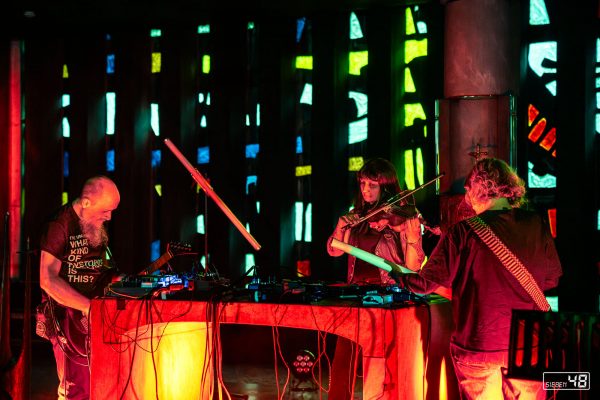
[{"xmin": 439, "ymin": 0, "xmax": 519, "ymax": 228}]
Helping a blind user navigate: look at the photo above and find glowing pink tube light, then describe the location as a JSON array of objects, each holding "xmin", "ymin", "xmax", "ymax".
[{"xmin": 164, "ymin": 138, "xmax": 261, "ymax": 251}]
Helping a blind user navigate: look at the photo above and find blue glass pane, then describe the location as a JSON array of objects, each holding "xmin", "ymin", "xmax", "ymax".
[
  {"xmin": 246, "ymin": 175, "xmax": 257, "ymax": 194},
  {"xmin": 245, "ymin": 143, "xmax": 260, "ymax": 158},
  {"xmin": 106, "ymin": 149, "xmax": 115, "ymax": 172},
  {"xmin": 151, "ymin": 240, "xmax": 160, "ymax": 262},
  {"xmin": 197, "ymin": 146, "xmax": 210, "ymax": 164},
  {"xmin": 151, "ymin": 149, "xmax": 161, "ymax": 168},
  {"xmin": 107, "ymin": 54, "xmax": 115, "ymax": 74},
  {"xmin": 296, "ymin": 136, "xmax": 303, "ymax": 154},
  {"xmin": 63, "ymin": 151, "xmax": 69, "ymax": 178},
  {"xmin": 296, "ymin": 18, "xmax": 306, "ymax": 43}
]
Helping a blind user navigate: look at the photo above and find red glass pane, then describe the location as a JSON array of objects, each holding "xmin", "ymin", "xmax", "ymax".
[
  {"xmin": 528, "ymin": 118, "xmax": 546, "ymax": 142},
  {"xmin": 540, "ymin": 127, "xmax": 556, "ymax": 151},
  {"xmin": 528, "ymin": 104, "xmax": 540, "ymax": 127}
]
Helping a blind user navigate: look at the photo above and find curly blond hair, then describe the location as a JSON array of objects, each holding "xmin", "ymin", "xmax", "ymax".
[{"xmin": 465, "ymin": 158, "xmax": 526, "ymax": 208}]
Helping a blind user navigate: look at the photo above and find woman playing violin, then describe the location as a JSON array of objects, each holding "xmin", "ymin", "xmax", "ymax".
[
  {"xmin": 325, "ymin": 158, "xmax": 425, "ymax": 400},
  {"xmin": 327, "ymin": 157, "xmax": 424, "ymax": 285}
]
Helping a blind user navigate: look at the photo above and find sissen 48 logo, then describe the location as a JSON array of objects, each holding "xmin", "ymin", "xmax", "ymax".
[{"xmin": 543, "ymin": 372, "xmax": 590, "ymax": 390}]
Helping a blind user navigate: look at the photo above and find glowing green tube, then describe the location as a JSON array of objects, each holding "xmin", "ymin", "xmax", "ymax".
[{"xmin": 330, "ymin": 238, "xmax": 416, "ymax": 274}]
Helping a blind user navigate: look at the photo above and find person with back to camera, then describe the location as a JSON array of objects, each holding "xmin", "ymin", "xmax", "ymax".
[
  {"xmin": 38, "ymin": 176, "xmax": 120, "ymax": 399},
  {"xmin": 393, "ymin": 158, "xmax": 562, "ymax": 400},
  {"xmin": 326, "ymin": 157, "xmax": 424, "ymax": 399}
]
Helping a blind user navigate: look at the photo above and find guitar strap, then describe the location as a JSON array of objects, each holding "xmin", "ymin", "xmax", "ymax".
[{"xmin": 466, "ymin": 216, "xmax": 551, "ymax": 312}]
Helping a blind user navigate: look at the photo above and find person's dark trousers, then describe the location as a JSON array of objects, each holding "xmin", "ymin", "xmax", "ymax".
[{"xmin": 50, "ymin": 335, "xmax": 90, "ymax": 400}]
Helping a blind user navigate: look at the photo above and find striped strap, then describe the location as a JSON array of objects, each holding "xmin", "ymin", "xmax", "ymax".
[{"xmin": 466, "ymin": 216, "xmax": 551, "ymax": 312}]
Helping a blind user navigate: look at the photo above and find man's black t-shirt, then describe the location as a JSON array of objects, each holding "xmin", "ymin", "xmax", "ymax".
[
  {"xmin": 40, "ymin": 205, "xmax": 114, "ymax": 299},
  {"xmin": 400, "ymin": 208, "xmax": 562, "ymax": 352}
]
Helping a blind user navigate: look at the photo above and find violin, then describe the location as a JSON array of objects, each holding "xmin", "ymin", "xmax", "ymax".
[
  {"xmin": 364, "ymin": 203, "xmax": 419, "ymax": 227},
  {"xmin": 342, "ymin": 173, "xmax": 445, "ymax": 235},
  {"xmin": 354, "ymin": 203, "xmax": 441, "ymax": 235},
  {"xmin": 345, "ymin": 174, "xmax": 444, "ymax": 228}
]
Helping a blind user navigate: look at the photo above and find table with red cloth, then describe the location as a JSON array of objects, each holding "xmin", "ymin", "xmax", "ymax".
[{"xmin": 90, "ymin": 296, "xmax": 457, "ymax": 400}]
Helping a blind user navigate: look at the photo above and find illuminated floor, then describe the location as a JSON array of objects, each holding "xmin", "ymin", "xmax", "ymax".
[{"xmin": 31, "ymin": 336, "xmax": 363, "ymax": 400}]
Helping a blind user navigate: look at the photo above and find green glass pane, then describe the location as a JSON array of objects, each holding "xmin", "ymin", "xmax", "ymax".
[
  {"xmin": 349, "ymin": 51, "xmax": 368, "ymax": 75},
  {"xmin": 348, "ymin": 157, "xmax": 364, "ymax": 172},
  {"xmin": 296, "ymin": 55, "xmax": 313, "ymax": 70},
  {"xmin": 545, "ymin": 81, "xmax": 556, "ymax": 96},
  {"xmin": 304, "ymin": 203, "xmax": 312, "ymax": 242},
  {"xmin": 404, "ymin": 68, "xmax": 416, "ymax": 93},
  {"xmin": 348, "ymin": 117, "xmax": 368, "ymax": 144},
  {"xmin": 295, "ymin": 202, "xmax": 303, "ymax": 241},
  {"xmin": 202, "ymin": 55, "xmax": 211, "ymax": 74},
  {"xmin": 151, "ymin": 52, "xmax": 161, "ymax": 73},
  {"xmin": 348, "ymin": 91, "xmax": 368, "ymax": 118},
  {"xmin": 405, "ymin": 8, "xmax": 416, "ymax": 35},
  {"xmin": 350, "ymin": 12, "xmax": 364, "ymax": 39},
  {"xmin": 106, "ymin": 92, "xmax": 116, "ymax": 135},
  {"xmin": 300, "ymin": 83, "xmax": 313, "ymax": 105},
  {"xmin": 530, "ymin": 0, "xmax": 550, "ymax": 26},
  {"xmin": 62, "ymin": 117, "xmax": 70, "ymax": 138},
  {"xmin": 404, "ymin": 149, "xmax": 415, "ymax": 190},
  {"xmin": 528, "ymin": 42, "xmax": 557, "ymax": 77},
  {"xmin": 546, "ymin": 296, "xmax": 558, "ymax": 311},
  {"xmin": 197, "ymin": 214, "xmax": 205, "ymax": 234},
  {"xmin": 151, "ymin": 103, "xmax": 160, "ymax": 136},
  {"xmin": 528, "ymin": 162, "xmax": 556, "ymax": 188},
  {"xmin": 245, "ymin": 253, "xmax": 255, "ymax": 273},
  {"xmin": 405, "ymin": 39, "xmax": 427, "ymax": 64},
  {"xmin": 404, "ymin": 103, "xmax": 426, "ymax": 127}
]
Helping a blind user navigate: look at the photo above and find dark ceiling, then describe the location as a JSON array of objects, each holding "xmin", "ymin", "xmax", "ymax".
[{"xmin": 4, "ymin": 0, "xmax": 432, "ymax": 36}]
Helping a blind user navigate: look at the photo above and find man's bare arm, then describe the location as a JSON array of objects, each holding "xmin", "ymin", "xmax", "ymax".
[{"xmin": 40, "ymin": 250, "xmax": 91, "ymax": 317}]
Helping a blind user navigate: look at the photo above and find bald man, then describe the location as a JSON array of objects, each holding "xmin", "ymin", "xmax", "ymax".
[{"xmin": 39, "ymin": 176, "xmax": 120, "ymax": 400}]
